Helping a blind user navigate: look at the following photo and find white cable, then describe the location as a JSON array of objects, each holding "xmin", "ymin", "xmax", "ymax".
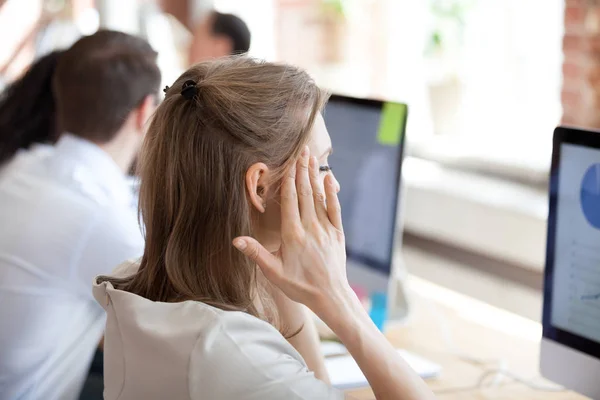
[
  {"xmin": 422, "ymin": 298, "xmax": 565, "ymax": 395},
  {"xmin": 434, "ymin": 368, "xmax": 565, "ymax": 395}
]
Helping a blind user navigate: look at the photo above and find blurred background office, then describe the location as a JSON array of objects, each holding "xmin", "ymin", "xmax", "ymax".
[{"xmin": 0, "ymin": 0, "xmax": 590, "ymax": 324}]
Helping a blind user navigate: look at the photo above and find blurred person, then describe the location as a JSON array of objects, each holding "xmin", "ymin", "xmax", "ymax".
[
  {"xmin": 0, "ymin": 30, "xmax": 161, "ymax": 400},
  {"xmin": 139, "ymin": 3, "xmax": 250, "ymax": 85},
  {"xmin": 0, "ymin": 50, "xmax": 64, "ymax": 166},
  {"xmin": 188, "ymin": 10, "xmax": 251, "ymax": 64},
  {"xmin": 93, "ymin": 57, "xmax": 434, "ymax": 400}
]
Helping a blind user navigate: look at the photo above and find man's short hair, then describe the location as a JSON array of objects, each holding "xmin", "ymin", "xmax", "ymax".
[
  {"xmin": 211, "ymin": 12, "xmax": 251, "ymax": 55},
  {"xmin": 53, "ymin": 30, "xmax": 161, "ymax": 144}
]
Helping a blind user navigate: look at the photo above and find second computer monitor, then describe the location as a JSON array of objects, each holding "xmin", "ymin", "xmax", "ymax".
[
  {"xmin": 322, "ymin": 94, "xmax": 407, "ymax": 296},
  {"xmin": 541, "ymin": 126, "xmax": 600, "ymax": 399}
]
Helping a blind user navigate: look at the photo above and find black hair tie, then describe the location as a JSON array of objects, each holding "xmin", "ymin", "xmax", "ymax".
[
  {"xmin": 163, "ymin": 85, "xmax": 170, "ymax": 94},
  {"xmin": 181, "ymin": 80, "xmax": 199, "ymax": 100}
]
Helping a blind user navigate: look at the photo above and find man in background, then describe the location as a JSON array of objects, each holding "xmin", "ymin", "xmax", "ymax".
[
  {"xmin": 0, "ymin": 30, "xmax": 160, "ymax": 400},
  {"xmin": 140, "ymin": 3, "xmax": 250, "ymax": 87},
  {"xmin": 188, "ymin": 10, "xmax": 251, "ymax": 64}
]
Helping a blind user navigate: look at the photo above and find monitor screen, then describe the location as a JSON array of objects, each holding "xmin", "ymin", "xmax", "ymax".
[
  {"xmin": 543, "ymin": 127, "xmax": 600, "ymax": 360},
  {"xmin": 322, "ymin": 95, "xmax": 407, "ymax": 285}
]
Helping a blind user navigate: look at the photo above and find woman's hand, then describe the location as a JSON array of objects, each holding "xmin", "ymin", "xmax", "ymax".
[
  {"xmin": 234, "ymin": 146, "xmax": 436, "ymax": 399},
  {"xmin": 233, "ymin": 146, "xmax": 352, "ymax": 320}
]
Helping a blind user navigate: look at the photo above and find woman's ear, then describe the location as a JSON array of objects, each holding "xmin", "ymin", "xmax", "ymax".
[{"xmin": 246, "ymin": 163, "xmax": 271, "ymax": 213}]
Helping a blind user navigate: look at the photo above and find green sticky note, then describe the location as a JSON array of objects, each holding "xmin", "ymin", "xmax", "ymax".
[{"xmin": 377, "ymin": 102, "xmax": 406, "ymax": 146}]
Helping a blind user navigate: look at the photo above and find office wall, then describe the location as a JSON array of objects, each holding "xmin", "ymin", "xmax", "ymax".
[{"xmin": 562, "ymin": 0, "xmax": 600, "ymax": 128}]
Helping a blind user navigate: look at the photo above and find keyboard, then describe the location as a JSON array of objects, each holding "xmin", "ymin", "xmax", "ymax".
[{"xmin": 320, "ymin": 341, "xmax": 442, "ymax": 390}]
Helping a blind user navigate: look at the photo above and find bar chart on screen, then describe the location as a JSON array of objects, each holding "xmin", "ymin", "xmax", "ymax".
[{"xmin": 566, "ymin": 240, "xmax": 600, "ymax": 342}]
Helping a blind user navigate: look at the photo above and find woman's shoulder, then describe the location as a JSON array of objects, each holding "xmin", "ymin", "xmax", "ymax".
[
  {"xmin": 96, "ymin": 270, "xmax": 341, "ymax": 399},
  {"xmin": 95, "ymin": 262, "xmax": 290, "ymax": 351},
  {"xmin": 191, "ymin": 303, "xmax": 300, "ymax": 362},
  {"xmin": 188, "ymin": 310, "xmax": 343, "ymax": 400}
]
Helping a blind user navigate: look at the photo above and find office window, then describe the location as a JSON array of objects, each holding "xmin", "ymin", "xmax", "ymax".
[
  {"xmin": 213, "ymin": 0, "xmax": 564, "ymax": 177},
  {"xmin": 415, "ymin": 0, "xmax": 565, "ymax": 175}
]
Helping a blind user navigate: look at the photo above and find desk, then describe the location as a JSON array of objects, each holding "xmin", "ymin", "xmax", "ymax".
[{"xmin": 343, "ymin": 277, "xmax": 589, "ymax": 400}]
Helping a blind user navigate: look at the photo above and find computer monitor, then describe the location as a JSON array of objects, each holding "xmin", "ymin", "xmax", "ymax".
[
  {"xmin": 322, "ymin": 94, "xmax": 408, "ymax": 316},
  {"xmin": 541, "ymin": 126, "xmax": 600, "ymax": 399}
]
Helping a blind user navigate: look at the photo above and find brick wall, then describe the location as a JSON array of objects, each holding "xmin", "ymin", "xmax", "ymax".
[{"xmin": 562, "ymin": 0, "xmax": 600, "ymax": 127}]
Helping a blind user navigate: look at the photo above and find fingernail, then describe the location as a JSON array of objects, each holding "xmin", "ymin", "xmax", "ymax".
[
  {"xmin": 302, "ymin": 146, "xmax": 309, "ymax": 157},
  {"xmin": 310, "ymin": 156, "xmax": 317, "ymax": 168},
  {"xmin": 233, "ymin": 239, "xmax": 247, "ymax": 250}
]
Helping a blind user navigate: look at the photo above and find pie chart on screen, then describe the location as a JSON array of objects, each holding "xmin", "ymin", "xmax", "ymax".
[{"xmin": 581, "ymin": 164, "xmax": 600, "ymax": 229}]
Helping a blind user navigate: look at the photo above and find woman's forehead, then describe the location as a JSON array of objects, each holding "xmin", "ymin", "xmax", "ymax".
[{"xmin": 308, "ymin": 114, "xmax": 332, "ymax": 157}]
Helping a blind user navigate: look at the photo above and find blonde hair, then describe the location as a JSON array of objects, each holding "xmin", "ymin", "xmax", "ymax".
[{"xmin": 99, "ymin": 56, "xmax": 328, "ymax": 325}]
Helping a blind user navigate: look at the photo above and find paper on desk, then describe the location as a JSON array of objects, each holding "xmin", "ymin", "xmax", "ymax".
[
  {"xmin": 320, "ymin": 341, "xmax": 348, "ymax": 357},
  {"xmin": 325, "ymin": 349, "xmax": 442, "ymax": 390}
]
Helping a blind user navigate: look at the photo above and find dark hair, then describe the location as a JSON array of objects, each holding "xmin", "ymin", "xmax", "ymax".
[
  {"xmin": 0, "ymin": 50, "xmax": 63, "ymax": 165},
  {"xmin": 53, "ymin": 30, "xmax": 161, "ymax": 144},
  {"xmin": 211, "ymin": 12, "xmax": 251, "ymax": 54}
]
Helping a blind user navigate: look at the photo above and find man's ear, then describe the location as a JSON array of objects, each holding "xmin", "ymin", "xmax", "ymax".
[
  {"xmin": 246, "ymin": 162, "xmax": 271, "ymax": 213},
  {"xmin": 135, "ymin": 95, "xmax": 157, "ymax": 134}
]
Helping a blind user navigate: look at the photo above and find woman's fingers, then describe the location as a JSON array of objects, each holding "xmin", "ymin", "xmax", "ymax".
[
  {"xmin": 296, "ymin": 147, "xmax": 317, "ymax": 222},
  {"xmin": 324, "ymin": 174, "xmax": 343, "ymax": 231},
  {"xmin": 309, "ymin": 156, "xmax": 328, "ymax": 223},
  {"xmin": 233, "ymin": 237, "xmax": 283, "ymax": 282},
  {"xmin": 281, "ymin": 161, "xmax": 300, "ymax": 232}
]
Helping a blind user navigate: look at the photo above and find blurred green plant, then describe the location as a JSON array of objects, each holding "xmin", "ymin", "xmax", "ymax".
[
  {"xmin": 320, "ymin": 0, "xmax": 348, "ymax": 20},
  {"xmin": 426, "ymin": 0, "xmax": 476, "ymax": 56}
]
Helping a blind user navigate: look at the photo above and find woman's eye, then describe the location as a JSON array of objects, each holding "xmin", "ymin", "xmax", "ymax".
[{"xmin": 319, "ymin": 165, "xmax": 332, "ymax": 173}]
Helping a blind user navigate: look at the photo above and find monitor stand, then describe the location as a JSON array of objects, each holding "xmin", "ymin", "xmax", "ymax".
[
  {"xmin": 345, "ymin": 249, "xmax": 412, "ymax": 324},
  {"xmin": 388, "ymin": 250, "xmax": 412, "ymax": 323}
]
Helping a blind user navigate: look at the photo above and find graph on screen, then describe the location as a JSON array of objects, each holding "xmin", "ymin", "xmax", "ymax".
[
  {"xmin": 564, "ymin": 240, "xmax": 600, "ymax": 342},
  {"xmin": 581, "ymin": 292, "xmax": 600, "ymax": 301},
  {"xmin": 581, "ymin": 163, "xmax": 600, "ymax": 229}
]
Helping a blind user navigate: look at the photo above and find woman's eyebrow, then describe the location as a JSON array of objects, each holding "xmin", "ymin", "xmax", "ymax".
[{"xmin": 319, "ymin": 147, "xmax": 332, "ymax": 158}]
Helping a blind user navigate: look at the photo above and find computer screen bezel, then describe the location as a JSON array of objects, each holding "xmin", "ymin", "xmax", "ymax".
[
  {"xmin": 542, "ymin": 125, "xmax": 600, "ymax": 360},
  {"xmin": 324, "ymin": 94, "xmax": 408, "ymax": 277}
]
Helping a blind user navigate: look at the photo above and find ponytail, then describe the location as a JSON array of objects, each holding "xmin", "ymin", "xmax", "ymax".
[{"xmin": 0, "ymin": 50, "xmax": 64, "ymax": 164}]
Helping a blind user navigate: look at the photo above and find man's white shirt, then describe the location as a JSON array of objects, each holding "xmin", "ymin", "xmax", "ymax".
[{"xmin": 0, "ymin": 134, "xmax": 143, "ymax": 400}]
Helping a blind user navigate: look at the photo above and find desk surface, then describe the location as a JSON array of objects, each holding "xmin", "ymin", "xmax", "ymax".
[{"xmin": 343, "ymin": 277, "xmax": 589, "ymax": 400}]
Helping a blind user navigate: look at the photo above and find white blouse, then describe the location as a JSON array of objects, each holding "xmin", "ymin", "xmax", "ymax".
[{"xmin": 93, "ymin": 263, "xmax": 344, "ymax": 400}]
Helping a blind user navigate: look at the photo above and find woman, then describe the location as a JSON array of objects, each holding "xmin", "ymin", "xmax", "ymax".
[
  {"xmin": 94, "ymin": 56, "xmax": 435, "ymax": 400},
  {"xmin": 0, "ymin": 50, "xmax": 63, "ymax": 165}
]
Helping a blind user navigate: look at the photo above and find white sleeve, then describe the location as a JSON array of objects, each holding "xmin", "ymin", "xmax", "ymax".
[
  {"xmin": 73, "ymin": 205, "xmax": 144, "ymax": 299},
  {"xmin": 189, "ymin": 311, "xmax": 344, "ymax": 400}
]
